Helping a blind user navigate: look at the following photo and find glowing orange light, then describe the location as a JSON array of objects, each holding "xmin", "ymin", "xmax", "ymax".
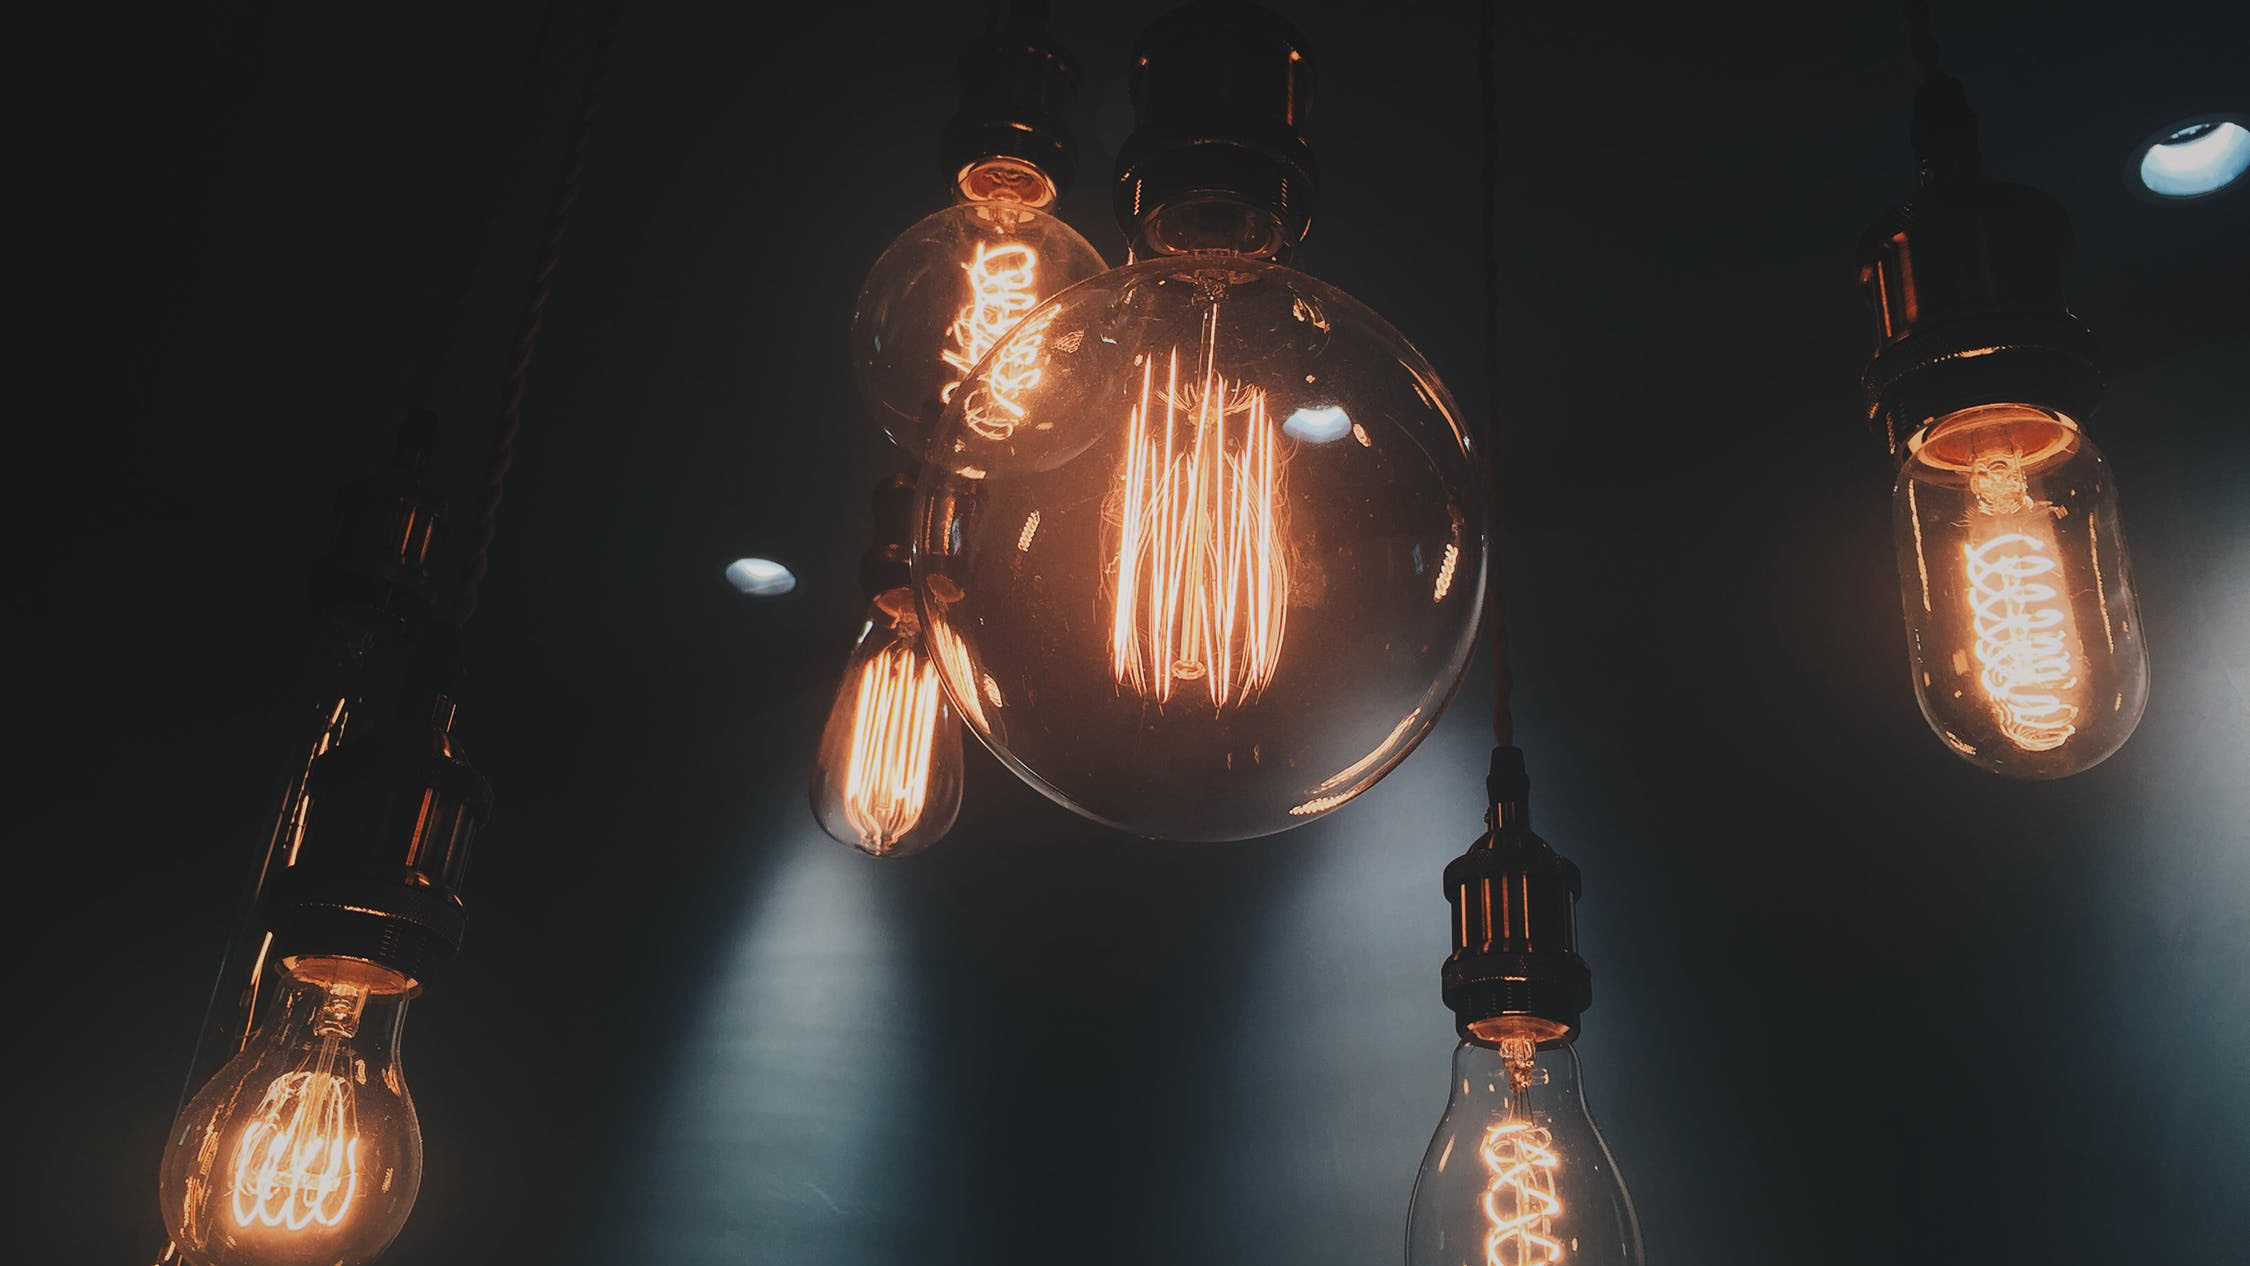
[
  {"xmin": 842, "ymin": 639, "xmax": 947, "ymax": 848},
  {"xmin": 1964, "ymin": 448, "xmax": 2080, "ymax": 751},
  {"xmin": 1109, "ymin": 315, "xmax": 1289, "ymax": 710},
  {"xmin": 940, "ymin": 242, "xmax": 1053, "ymax": 441},
  {"xmin": 1433, "ymin": 541, "xmax": 1460, "ymax": 603},
  {"xmin": 228, "ymin": 986, "xmax": 366, "ymax": 1233},
  {"xmin": 1479, "ymin": 1118, "xmax": 1564, "ymax": 1266}
]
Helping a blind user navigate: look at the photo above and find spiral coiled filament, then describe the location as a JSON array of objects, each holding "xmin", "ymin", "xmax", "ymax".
[
  {"xmin": 1965, "ymin": 448, "xmax": 2080, "ymax": 751},
  {"xmin": 941, "ymin": 241, "xmax": 1054, "ymax": 440},
  {"xmin": 1478, "ymin": 1036, "xmax": 1566, "ymax": 1266},
  {"xmin": 228, "ymin": 985, "xmax": 366, "ymax": 1232}
]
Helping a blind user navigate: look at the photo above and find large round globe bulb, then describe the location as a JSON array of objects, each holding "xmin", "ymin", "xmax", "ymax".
[
  {"xmin": 913, "ymin": 255, "xmax": 1486, "ymax": 841},
  {"xmin": 849, "ymin": 162, "xmax": 1108, "ymax": 466}
]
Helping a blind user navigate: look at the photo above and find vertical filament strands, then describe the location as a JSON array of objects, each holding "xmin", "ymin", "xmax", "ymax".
[
  {"xmin": 1479, "ymin": 1119, "xmax": 1565, "ymax": 1266},
  {"xmin": 1108, "ymin": 324, "xmax": 1289, "ymax": 710},
  {"xmin": 940, "ymin": 242, "xmax": 1053, "ymax": 440},
  {"xmin": 228, "ymin": 1027, "xmax": 361, "ymax": 1232},
  {"xmin": 1964, "ymin": 533, "xmax": 2079, "ymax": 750},
  {"xmin": 842, "ymin": 639, "xmax": 945, "ymax": 848}
]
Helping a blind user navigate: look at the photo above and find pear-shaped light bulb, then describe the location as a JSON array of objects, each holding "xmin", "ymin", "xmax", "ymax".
[
  {"xmin": 810, "ymin": 587, "xmax": 966, "ymax": 857},
  {"xmin": 1407, "ymin": 1028, "xmax": 1642, "ymax": 1266},
  {"xmin": 159, "ymin": 957, "xmax": 421, "ymax": 1266}
]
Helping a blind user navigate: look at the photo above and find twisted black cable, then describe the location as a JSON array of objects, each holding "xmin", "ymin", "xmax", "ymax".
[
  {"xmin": 451, "ymin": 0, "xmax": 620, "ymax": 627},
  {"xmin": 1903, "ymin": 0, "xmax": 1981, "ymax": 184},
  {"xmin": 420, "ymin": 0, "xmax": 564, "ymax": 415},
  {"xmin": 1477, "ymin": 0, "xmax": 1514, "ymax": 748}
]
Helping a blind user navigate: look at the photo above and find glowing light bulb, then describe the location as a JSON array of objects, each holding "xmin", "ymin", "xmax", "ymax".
[
  {"xmin": 914, "ymin": 254, "xmax": 1485, "ymax": 841},
  {"xmin": 1408, "ymin": 1028, "xmax": 1642, "ymax": 1266},
  {"xmin": 160, "ymin": 958, "xmax": 421, "ymax": 1266},
  {"xmin": 811, "ymin": 588, "xmax": 965, "ymax": 857},
  {"xmin": 1893, "ymin": 403, "xmax": 2147, "ymax": 776},
  {"xmin": 850, "ymin": 157, "xmax": 1106, "ymax": 465}
]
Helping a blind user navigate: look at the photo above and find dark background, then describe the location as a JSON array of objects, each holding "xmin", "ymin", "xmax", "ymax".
[{"xmin": 12, "ymin": 1, "xmax": 2248, "ymax": 1263}]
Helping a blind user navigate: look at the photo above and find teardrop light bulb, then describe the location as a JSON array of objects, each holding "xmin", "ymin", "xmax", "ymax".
[
  {"xmin": 850, "ymin": 157, "xmax": 1108, "ymax": 466},
  {"xmin": 1407, "ymin": 1028, "xmax": 1643, "ymax": 1266},
  {"xmin": 159, "ymin": 957, "xmax": 422, "ymax": 1266},
  {"xmin": 1892, "ymin": 402, "xmax": 2148, "ymax": 776},
  {"xmin": 810, "ymin": 587, "xmax": 966, "ymax": 857},
  {"xmin": 913, "ymin": 254, "xmax": 1485, "ymax": 841}
]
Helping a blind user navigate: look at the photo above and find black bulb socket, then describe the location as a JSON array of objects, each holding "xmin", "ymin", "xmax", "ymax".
[
  {"xmin": 1440, "ymin": 747, "xmax": 1592, "ymax": 1044},
  {"xmin": 1114, "ymin": 0, "xmax": 1318, "ymax": 261},
  {"xmin": 1856, "ymin": 179, "xmax": 2104, "ymax": 456},
  {"xmin": 940, "ymin": 9, "xmax": 1081, "ymax": 204},
  {"xmin": 264, "ymin": 626, "xmax": 489, "ymax": 987}
]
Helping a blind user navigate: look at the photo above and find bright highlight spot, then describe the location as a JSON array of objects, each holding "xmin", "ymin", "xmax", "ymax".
[
  {"xmin": 725, "ymin": 557, "xmax": 797, "ymax": 596},
  {"xmin": 1283, "ymin": 404, "xmax": 1353, "ymax": 443},
  {"xmin": 2137, "ymin": 120, "xmax": 2250, "ymax": 198}
]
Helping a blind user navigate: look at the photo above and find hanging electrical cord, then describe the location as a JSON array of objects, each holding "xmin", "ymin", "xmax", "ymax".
[
  {"xmin": 420, "ymin": 0, "xmax": 565, "ymax": 415},
  {"xmin": 1477, "ymin": 0, "xmax": 1515, "ymax": 749},
  {"xmin": 451, "ymin": 0, "xmax": 621, "ymax": 628},
  {"xmin": 158, "ymin": 0, "xmax": 567, "ymax": 1165}
]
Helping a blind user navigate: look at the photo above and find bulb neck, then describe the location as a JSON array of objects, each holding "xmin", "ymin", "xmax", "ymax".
[
  {"xmin": 1441, "ymin": 747, "xmax": 1592, "ymax": 1041},
  {"xmin": 1113, "ymin": 0, "xmax": 1317, "ymax": 264},
  {"xmin": 1855, "ymin": 177, "xmax": 2104, "ymax": 457},
  {"xmin": 939, "ymin": 4, "xmax": 1080, "ymax": 203}
]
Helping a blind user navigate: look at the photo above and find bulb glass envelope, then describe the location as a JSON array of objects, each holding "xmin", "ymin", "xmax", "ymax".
[
  {"xmin": 1892, "ymin": 402, "xmax": 2147, "ymax": 777},
  {"xmin": 913, "ymin": 256, "xmax": 1485, "ymax": 841}
]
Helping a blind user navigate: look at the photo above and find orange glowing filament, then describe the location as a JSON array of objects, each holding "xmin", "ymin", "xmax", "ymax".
[
  {"xmin": 1109, "ymin": 319, "xmax": 1289, "ymax": 710},
  {"xmin": 229, "ymin": 988, "xmax": 364, "ymax": 1232},
  {"xmin": 1480, "ymin": 1119, "xmax": 1565, "ymax": 1266},
  {"xmin": 1965, "ymin": 449, "xmax": 2079, "ymax": 751},
  {"xmin": 940, "ymin": 242, "xmax": 1052, "ymax": 440},
  {"xmin": 843, "ymin": 638, "xmax": 946, "ymax": 848}
]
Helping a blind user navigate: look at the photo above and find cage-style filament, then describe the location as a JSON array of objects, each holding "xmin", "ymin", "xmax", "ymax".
[
  {"xmin": 842, "ymin": 639, "xmax": 946, "ymax": 848},
  {"xmin": 1108, "ymin": 315, "xmax": 1289, "ymax": 710}
]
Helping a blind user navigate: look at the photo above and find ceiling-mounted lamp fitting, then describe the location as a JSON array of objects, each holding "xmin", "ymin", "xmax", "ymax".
[
  {"xmin": 1440, "ymin": 747, "xmax": 1594, "ymax": 1045},
  {"xmin": 1855, "ymin": 180, "xmax": 2104, "ymax": 456},
  {"xmin": 265, "ymin": 626, "xmax": 490, "ymax": 986},
  {"xmin": 307, "ymin": 405, "xmax": 447, "ymax": 654},
  {"xmin": 1113, "ymin": 0, "xmax": 1318, "ymax": 262},
  {"xmin": 941, "ymin": 1, "xmax": 1082, "ymax": 206}
]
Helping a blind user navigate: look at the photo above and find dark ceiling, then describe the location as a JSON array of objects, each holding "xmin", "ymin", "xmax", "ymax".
[{"xmin": 15, "ymin": 1, "xmax": 2249, "ymax": 1263}]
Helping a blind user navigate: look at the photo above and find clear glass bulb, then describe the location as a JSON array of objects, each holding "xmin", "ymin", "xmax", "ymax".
[
  {"xmin": 850, "ymin": 157, "xmax": 1109, "ymax": 465},
  {"xmin": 912, "ymin": 225, "xmax": 1486, "ymax": 841},
  {"xmin": 1407, "ymin": 1028, "xmax": 1643, "ymax": 1266},
  {"xmin": 811, "ymin": 587, "xmax": 965, "ymax": 857},
  {"xmin": 160, "ymin": 957, "xmax": 422, "ymax": 1266},
  {"xmin": 1892, "ymin": 402, "xmax": 2148, "ymax": 777}
]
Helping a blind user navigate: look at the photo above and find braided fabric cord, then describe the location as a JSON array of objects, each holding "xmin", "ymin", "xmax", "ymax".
[{"xmin": 451, "ymin": 0, "xmax": 621, "ymax": 627}]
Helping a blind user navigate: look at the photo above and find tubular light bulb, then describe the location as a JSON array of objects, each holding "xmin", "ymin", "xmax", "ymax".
[
  {"xmin": 1407, "ymin": 1027, "xmax": 1642, "ymax": 1266},
  {"xmin": 914, "ymin": 246, "xmax": 1484, "ymax": 841},
  {"xmin": 850, "ymin": 157, "xmax": 1107, "ymax": 466},
  {"xmin": 160, "ymin": 957, "xmax": 421, "ymax": 1266},
  {"xmin": 1892, "ymin": 403, "xmax": 2147, "ymax": 776},
  {"xmin": 811, "ymin": 587, "xmax": 965, "ymax": 857}
]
